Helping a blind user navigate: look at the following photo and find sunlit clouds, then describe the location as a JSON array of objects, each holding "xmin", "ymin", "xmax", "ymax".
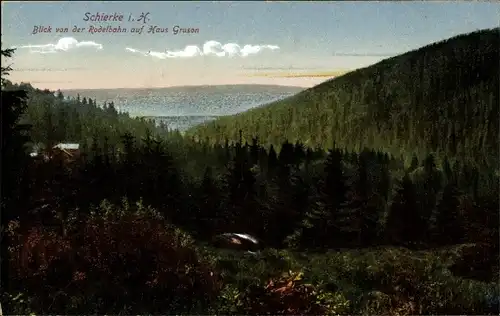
[
  {"xmin": 125, "ymin": 40, "xmax": 280, "ymax": 59},
  {"xmin": 14, "ymin": 37, "xmax": 103, "ymax": 54}
]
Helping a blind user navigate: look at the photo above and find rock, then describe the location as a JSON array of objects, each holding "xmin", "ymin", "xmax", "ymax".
[{"xmin": 212, "ymin": 233, "xmax": 262, "ymax": 252}]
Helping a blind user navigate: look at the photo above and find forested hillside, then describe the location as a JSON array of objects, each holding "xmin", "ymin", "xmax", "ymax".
[
  {"xmin": 2, "ymin": 81, "xmax": 185, "ymax": 154},
  {"xmin": 187, "ymin": 28, "xmax": 499, "ymax": 168}
]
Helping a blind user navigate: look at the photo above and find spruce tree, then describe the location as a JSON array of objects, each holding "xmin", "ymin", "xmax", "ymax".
[
  {"xmin": 354, "ymin": 153, "xmax": 382, "ymax": 246},
  {"xmin": 197, "ymin": 166, "xmax": 221, "ymax": 236},
  {"xmin": 435, "ymin": 182, "xmax": 464, "ymax": 245},
  {"xmin": 385, "ymin": 173, "xmax": 421, "ymax": 246},
  {"xmin": 1, "ymin": 45, "xmax": 31, "ymax": 294}
]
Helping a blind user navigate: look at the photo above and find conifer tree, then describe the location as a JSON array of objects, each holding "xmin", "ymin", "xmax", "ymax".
[
  {"xmin": 420, "ymin": 153, "xmax": 442, "ymax": 241},
  {"xmin": 197, "ymin": 166, "xmax": 222, "ymax": 236},
  {"xmin": 385, "ymin": 173, "xmax": 421, "ymax": 246},
  {"xmin": 434, "ymin": 182, "xmax": 464, "ymax": 244},
  {"xmin": 1, "ymin": 45, "xmax": 31, "ymax": 293},
  {"xmin": 267, "ymin": 144, "xmax": 278, "ymax": 173}
]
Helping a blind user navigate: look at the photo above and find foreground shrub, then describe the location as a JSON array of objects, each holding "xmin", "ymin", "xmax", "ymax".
[
  {"xmin": 302, "ymin": 247, "xmax": 499, "ymax": 315},
  {"xmin": 6, "ymin": 199, "xmax": 221, "ymax": 314},
  {"xmin": 449, "ymin": 242, "xmax": 499, "ymax": 282},
  {"xmin": 365, "ymin": 250, "xmax": 499, "ymax": 315},
  {"xmin": 214, "ymin": 270, "xmax": 350, "ymax": 315},
  {"xmin": 0, "ymin": 292, "xmax": 35, "ymax": 315}
]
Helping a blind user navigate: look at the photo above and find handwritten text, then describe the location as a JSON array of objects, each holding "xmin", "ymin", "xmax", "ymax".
[
  {"xmin": 32, "ymin": 12, "xmax": 199, "ymax": 35},
  {"xmin": 32, "ymin": 24, "xmax": 200, "ymax": 35},
  {"xmin": 83, "ymin": 12, "xmax": 124, "ymax": 22}
]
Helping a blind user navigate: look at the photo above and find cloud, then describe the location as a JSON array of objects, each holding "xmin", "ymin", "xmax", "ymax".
[
  {"xmin": 13, "ymin": 67, "xmax": 86, "ymax": 72},
  {"xmin": 14, "ymin": 37, "xmax": 103, "ymax": 54},
  {"xmin": 125, "ymin": 40, "xmax": 279, "ymax": 59},
  {"xmin": 332, "ymin": 52, "xmax": 399, "ymax": 57},
  {"xmin": 30, "ymin": 80, "xmax": 74, "ymax": 84},
  {"xmin": 246, "ymin": 70, "xmax": 348, "ymax": 78},
  {"xmin": 243, "ymin": 66, "xmax": 322, "ymax": 71}
]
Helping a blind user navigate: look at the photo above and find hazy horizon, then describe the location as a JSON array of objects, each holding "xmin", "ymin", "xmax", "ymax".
[
  {"xmin": 58, "ymin": 82, "xmax": 309, "ymax": 92},
  {"xmin": 2, "ymin": 1, "xmax": 498, "ymax": 90}
]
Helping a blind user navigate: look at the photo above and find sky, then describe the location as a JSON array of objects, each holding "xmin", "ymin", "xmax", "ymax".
[{"xmin": 2, "ymin": 1, "xmax": 499, "ymax": 90}]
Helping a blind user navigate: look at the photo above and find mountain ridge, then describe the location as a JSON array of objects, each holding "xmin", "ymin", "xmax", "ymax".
[
  {"xmin": 187, "ymin": 28, "xmax": 499, "ymax": 168},
  {"xmin": 61, "ymin": 84, "xmax": 305, "ymax": 93}
]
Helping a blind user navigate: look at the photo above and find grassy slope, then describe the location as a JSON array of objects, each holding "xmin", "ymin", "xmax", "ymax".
[
  {"xmin": 187, "ymin": 28, "xmax": 499, "ymax": 167},
  {"xmin": 200, "ymin": 244, "xmax": 499, "ymax": 314}
]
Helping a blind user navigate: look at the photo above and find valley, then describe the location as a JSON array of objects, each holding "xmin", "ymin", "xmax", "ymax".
[{"xmin": 2, "ymin": 28, "xmax": 498, "ymax": 315}]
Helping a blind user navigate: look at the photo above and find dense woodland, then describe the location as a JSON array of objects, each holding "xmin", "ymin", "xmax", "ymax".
[
  {"xmin": 1, "ymin": 29, "xmax": 499, "ymax": 315},
  {"xmin": 188, "ymin": 28, "xmax": 499, "ymax": 170}
]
